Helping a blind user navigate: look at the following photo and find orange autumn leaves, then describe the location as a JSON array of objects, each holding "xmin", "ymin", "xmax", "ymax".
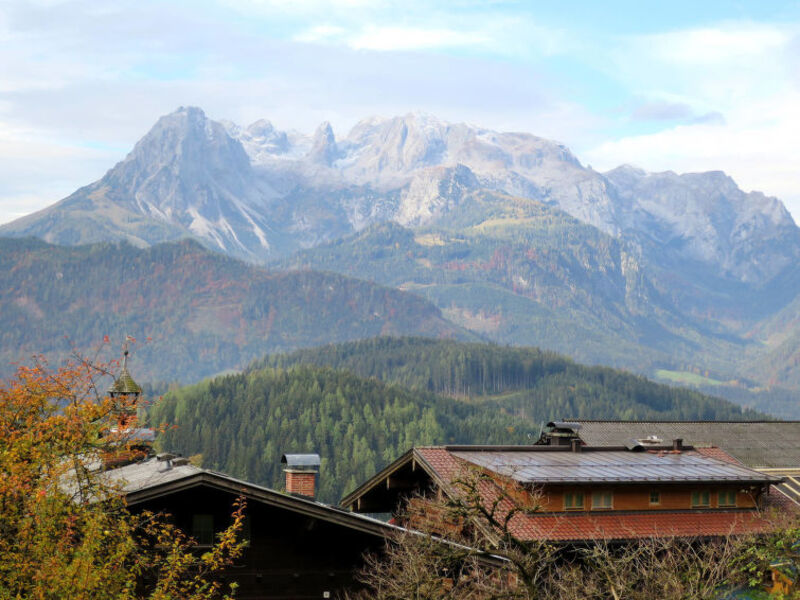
[{"xmin": 0, "ymin": 360, "xmax": 245, "ymax": 599}]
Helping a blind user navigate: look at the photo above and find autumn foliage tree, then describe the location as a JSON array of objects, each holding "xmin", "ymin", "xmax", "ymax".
[{"xmin": 0, "ymin": 358, "xmax": 245, "ymax": 599}]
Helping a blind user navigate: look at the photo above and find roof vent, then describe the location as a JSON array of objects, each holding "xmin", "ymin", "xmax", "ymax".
[
  {"xmin": 637, "ymin": 435, "xmax": 663, "ymax": 445},
  {"xmin": 157, "ymin": 452, "xmax": 178, "ymax": 469}
]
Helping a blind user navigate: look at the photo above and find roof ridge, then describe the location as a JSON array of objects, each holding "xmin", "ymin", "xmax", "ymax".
[{"xmin": 566, "ymin": 419, "xmax": 800, "ymax": 423}]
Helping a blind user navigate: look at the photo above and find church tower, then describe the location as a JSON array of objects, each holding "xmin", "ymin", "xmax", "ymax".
[
  {"xmin": 104, "ymin": 342, "xmax": 153, "ymax": 467},
  {"xmin": 107, "ymin": 344, "xmax": 142, "ymax": 430}
]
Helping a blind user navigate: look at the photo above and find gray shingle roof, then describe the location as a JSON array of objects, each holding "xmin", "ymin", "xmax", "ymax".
[
  {"xmin": 103, "ymin": 457, "xmax": 203, "ymax": 493},
  {"xmin": 569, "ymin": 421, "xmax": 800, "ymax": 469},
  {"xmin": 107, "ymin": 351, "xmax": 142, "ymax": 396},
  {"xmin": 108, "ymin": 369, "xmax": 142, "ymax": 395},
  {"xmin": 452, "ymin": 449, "xmax": 781, "ymax": 485},
  {"xmin": 99, "ymin": 458, "xmax": 404, "ymax": 539}
]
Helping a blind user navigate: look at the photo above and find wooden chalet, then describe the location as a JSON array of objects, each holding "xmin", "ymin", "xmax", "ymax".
[
  {"xmin": 99, "ymin": 348, "xmax": 504, "ymax": 598},
  {"xmin": 340, "ymin": 441, "xmax": 792, "ymax": 543},
  {"xmin": 106, "ymin": 454, "xmax": 395, "ymax": 599}
]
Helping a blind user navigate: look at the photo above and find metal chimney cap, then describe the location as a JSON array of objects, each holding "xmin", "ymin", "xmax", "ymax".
[{"xmin": 281, "ymin": 454, "xmax": 321, "ymax": 470}]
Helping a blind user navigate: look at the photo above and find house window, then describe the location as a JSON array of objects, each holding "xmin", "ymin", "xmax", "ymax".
[
  {"xmin": 192, "ymin": 514, "xmax": 214, "ymax": 545},
  {"xmin": 718, "ymin": 490, "xmax": 737, "ymax": 507},
  {"xmin": 591, "ymin": 491, "xmax": 613, "ymax": 510},
  {"xmin": 564, "ymin": 492, "xmax": 585, "ymax": 511},
  {"xmin": 691, "ymin": 491, "xmax": 710, "ymax": 508},
  {"xmin": 649, "ymin": 490, "xmax": 660, "ymax": 505}
]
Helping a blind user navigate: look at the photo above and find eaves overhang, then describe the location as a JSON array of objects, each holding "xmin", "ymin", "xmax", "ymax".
[{"xmin": 125, "ymin": 469, "xmax": 398, "ymax": 540}]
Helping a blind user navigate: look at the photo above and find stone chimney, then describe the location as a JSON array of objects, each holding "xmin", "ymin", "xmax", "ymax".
[{"xmin": 281, "ymin": 454, "xmax": 321, "ymax": 499}]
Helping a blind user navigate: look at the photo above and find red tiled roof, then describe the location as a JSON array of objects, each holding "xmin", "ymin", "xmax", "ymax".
[
  {"xmin": 415, "ymin": 446, "xmax": 786, "ymax": 542},
  {"xmin": 694, "ymin": 446, "xmax": 743, "ymax": 465},
  {"xmin": 417, "ymin": 447, "xmax": 461, "ymax": 485},
  {"xmin": 505, "ymin": 509, "xmax": 772, "ymax": 541}
]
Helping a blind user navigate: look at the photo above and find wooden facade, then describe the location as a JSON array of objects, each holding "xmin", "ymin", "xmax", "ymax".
[
  {"xmin": 341, "ymin": 444, "xmax": 786, "ymax": 542},
  {"xmin": 115, "ymin": 460, "xmax": 392, "ymax": 599},
  {"xmin": 531, "ymin": 484, "xmax": 757, "ymax": 512}
]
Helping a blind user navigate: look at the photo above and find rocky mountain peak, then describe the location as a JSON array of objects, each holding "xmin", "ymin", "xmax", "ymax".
[
  {"xmin": 341, "ymin": 113, "xmax": 448, "ymax": 179},
  {"xmin": 243, "ymin": 119, "xmax": 291, "ymax": 154},
  {"xmin": 3, "ymin": 106, "xmax": 798, "ymax": 287},
  {"xmin": 308, "ymin": 121, "xmax": 338, "ymax": 165},
  {"xmin": 118, "ymin": 106, "xmax": 252, "ymax": 181},
  {"xmin": 603, "ymin": 164, "xmax": 647, "ymax": 185}
]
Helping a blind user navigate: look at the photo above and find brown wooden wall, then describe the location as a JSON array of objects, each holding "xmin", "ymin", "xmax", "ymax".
[
  {"xmin": 528, "ymin": 484, "xmax": 758, "ymax": 512},
  {"xmin": 131, "ymin": 485, "xmax": 385, "ymax": 600}
]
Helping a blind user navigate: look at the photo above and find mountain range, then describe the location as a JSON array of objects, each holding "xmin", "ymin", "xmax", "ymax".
[
  {"xmin": 2, "ymin": 106, "xmax": 799, "ymax": 412},
  {"xmin": 0, "ymin": 237, "xmax": 466, "ymax": 383},
  {"xmin": 5, "ymin": 107, "xmax": 797, "ymax": 283}
]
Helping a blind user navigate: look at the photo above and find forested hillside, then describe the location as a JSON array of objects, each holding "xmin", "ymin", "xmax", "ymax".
[
  {"xmin": 151, "ymin": 340, "xmax": 761, "ymax": 503},
  {"xmin": 277, "ymin": 207, "xmax": 670, "ymax": 373},
  {"xmin": 276, "ymin": 213, "xmax": 763, "ymax": 384},
  {"xmin": 279, "ymin": 213, "xmax": 800, "ymax": 417},
  {"xmin": 149, "ymin": 366, "xmax": 532, "ymax": 503},
  {"xmin": 257, "ymin": 338, "xmax": 762, "ymax": 422},
  {"xmin": 0, "ymin": 237, "xmax": 468, "ymax": 382}
]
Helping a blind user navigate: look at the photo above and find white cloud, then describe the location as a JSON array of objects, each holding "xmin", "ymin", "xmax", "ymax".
[
  {"xmin": 603, "ymin": 24, "xmax": 798, "ymax": 115},
  {"xmin": 646, "ymin": 25, "xmax": 790, "ymax": 65},
  {"xmin": 0, "ymin": 120, "xmax": 115, "ymax": 224},
  {"xmin": 293, "ymin": 24, "xmax": 347, "ymax": 43},
  {"xmin": 347, "ymin": 26, "xmax": 488, "ymax": 51}
]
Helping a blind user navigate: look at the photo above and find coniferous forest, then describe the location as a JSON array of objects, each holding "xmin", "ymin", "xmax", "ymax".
[
  {"xmin": 257, "ymin": 337, "xmax": 761, "ymax": 421},
  {"xmin": 152, "ymin": 338, "xmax": 762, "ymax": 504},
  {"xmin": 150, "ymin": 365, "xmax": 532, "ymax": 503}
]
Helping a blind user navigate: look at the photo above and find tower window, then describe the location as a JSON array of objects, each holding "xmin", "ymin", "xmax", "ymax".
[
  {"xmin": 718, "ymin": 490, "xmax": 737, "ymax": 507},
  {"xmin": 649, "ymin": 490, "xmax": 660, "ymax": 505}
]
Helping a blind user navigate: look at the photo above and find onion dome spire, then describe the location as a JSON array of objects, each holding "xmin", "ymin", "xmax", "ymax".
[{"xmin": 108, "ymin": 345, "xmax": 142, "ymax": 398}]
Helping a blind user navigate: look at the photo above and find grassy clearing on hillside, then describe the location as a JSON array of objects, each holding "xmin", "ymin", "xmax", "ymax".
[
  {"xmin": 413, "ymin": 233, "xmax": 447, "ymax": 246},
  {"xmin": 655, "ymin": 369, "xmax": 725, "ymax": 387}
]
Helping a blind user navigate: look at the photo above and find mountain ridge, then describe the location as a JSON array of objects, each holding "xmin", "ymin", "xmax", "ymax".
[
  {"xmin": 3, "ymin": 106, "xmax": 796, "ymax": 285},
  {"xmin": 0, "ymin": 236, "xmax": 471, "ymax": 383}
]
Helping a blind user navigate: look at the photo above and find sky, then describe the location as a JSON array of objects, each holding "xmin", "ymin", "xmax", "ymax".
[{"xmin": 1, "ymin": 0, "xmax": 799, "ymax": 224}]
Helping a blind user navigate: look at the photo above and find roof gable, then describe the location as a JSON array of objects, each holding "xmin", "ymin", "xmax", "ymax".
[{"xmin": 109, "ymin": 458, "xmax": 397, "ymax": 539}]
